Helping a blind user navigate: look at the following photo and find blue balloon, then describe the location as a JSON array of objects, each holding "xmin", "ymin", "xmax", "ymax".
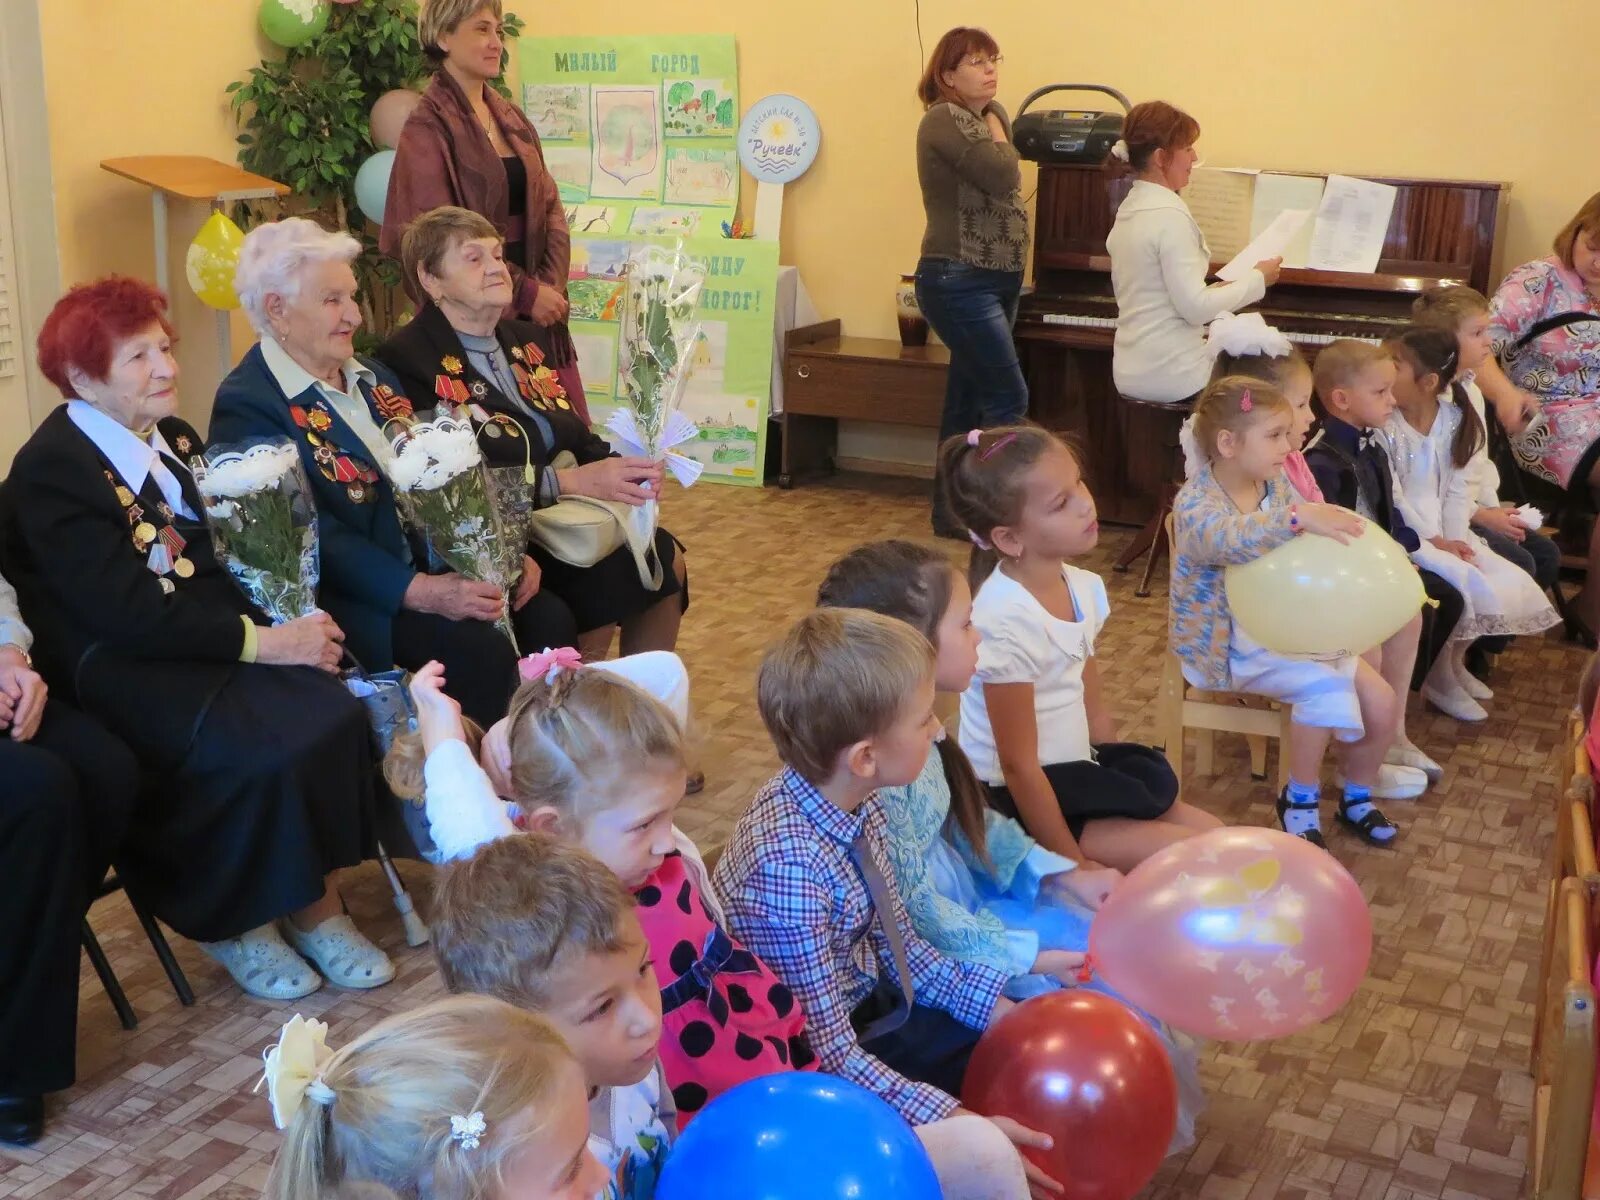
[
  {"xmin": 354, "ymin": 150, "xmax": 396, "ymax": 225},
  {"xmin": 656, "ymin": 1072, "xmax": 941, "ymax": 1200}
]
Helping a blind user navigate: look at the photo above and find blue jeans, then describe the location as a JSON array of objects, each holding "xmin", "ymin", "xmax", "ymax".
[
  {"xmin": 914, "ymin": 257, "xmax": 1028, "ymax": 444},
  {"xmin": 1474, "ymin": 523, "xmax": 1561, "ymax": 591}
]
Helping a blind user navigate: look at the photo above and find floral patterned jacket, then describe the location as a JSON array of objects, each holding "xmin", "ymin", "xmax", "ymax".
[{"xmin": 1169, "ymin": 465, "xmax": 1297, "ymax": 689}]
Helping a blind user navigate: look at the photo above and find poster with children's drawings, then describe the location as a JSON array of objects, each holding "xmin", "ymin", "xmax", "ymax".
[
  {"xmin": 664, "ymin": 147, "xmax": 738, "ymax": 208},
  {"xmin": 590, "ymin": 86, "xmax": 661, "ymax": 200},
  {"xmin": 628, "ymin": 206, "xmax": 703, "ymax": 237},
  {"xmin": 567, "ymin": 277, "xmax": 626, "ymax": 322},
  {"xmin": 572, "ymin": 328, "xmax": 619, "ymax": 397},
  {"xmin": 523, "ymin": 84, "xmax": 589, "ymax": 141},
  {"xmin": 565, "ymin": 203, "xmax": 623, "ymax": 238},
  {"xmin": 569, "ymin": 239, "xmax": 633, "ymax": 282},
  {"xmin": 663, "ymin": 79, "xmax": 736, "ymax": 136},
  {"xmin": 542, "ymin": 147, "xmax": 591, "ymax": 201},
  {"xmin": 519, "ymin": 35, "xmax": 738, "ymax": 229}
]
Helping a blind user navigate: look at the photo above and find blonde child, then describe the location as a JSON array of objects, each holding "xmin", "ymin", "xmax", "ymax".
[
  {"xmin": 1171, "ymin": 376, "xmax": 1400, "ymax": 848},
  {"xmin": 1202, "ymin": 313, "xmax": 1438, "ymax": 792},
  {"xmin": 392, "ymin": 655, "xmax": 811, "ymax": 1132},
  {"xmin": 939, "ymin": 424, "xmax": 1223, "ymax": 872},
  {"xmin": 260, "ymin": 994, "xmax": 607, "ymax": 1200},
  {"xmin": 431, "ymin": 834, "xmax": 677, "ymax": 1197},
  {"xmin": 816, "ymin": 539, "xmax": 1205, "ymax": 1154},
  {"xmin": 1383, "ymin": 327, "xmax": 1558, "ymax": 718},
  {"xmin": 1412, "ymin": 284, "xmax": 1563, "ymax": 592}
]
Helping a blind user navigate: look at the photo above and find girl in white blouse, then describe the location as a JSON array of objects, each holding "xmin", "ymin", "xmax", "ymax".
[
  {"xmin": 1105, "ymin": 101, "xmax": 1281, "ymax": 403},
  {"xmin": 1383, "ymin": 328, "xmax": 1558, "ymax": 721}
]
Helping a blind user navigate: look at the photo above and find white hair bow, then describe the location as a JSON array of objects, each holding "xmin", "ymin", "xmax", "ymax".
[
  {"xmin": 1206, "ymin": 312, "xmax": 1293, "ymax": 360},
  {"xmin": 1109, "ymin": 139, "xmax": 1130, "ymax": 163},
  {"xmin": 255, "ymin": 1014, "xmax": 337, "ymax": 1130}
]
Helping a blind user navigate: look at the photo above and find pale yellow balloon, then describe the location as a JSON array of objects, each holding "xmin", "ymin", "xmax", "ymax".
[
  {"xmin": 1224, "ymin": 515, "xmax": 1425, "ymax": 656},
  {"xmin": 185, "ymin": 211, "xmax": 246, "ymax": 310}
]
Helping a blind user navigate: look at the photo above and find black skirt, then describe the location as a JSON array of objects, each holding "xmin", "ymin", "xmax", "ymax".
[
  {"xmin": 530, "ymin": 527, "xmax": 687, "ymax": 633},
  {"xmin": 110, "ymin": 663, "xmax": 378, "ymax": 943}
]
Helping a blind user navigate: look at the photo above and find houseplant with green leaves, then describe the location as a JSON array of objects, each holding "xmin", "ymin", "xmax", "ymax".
[{"xmin": 226, "ymin": 0, "xmax": 523, "ymax": 346}]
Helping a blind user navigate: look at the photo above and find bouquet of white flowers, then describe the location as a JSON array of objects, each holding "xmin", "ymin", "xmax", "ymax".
[
  {"xmin": 385, "ymin": 415, "xmax": 518, "ymax": 647},
  {"xmin": 193, "ymin": 439, "xmax": 320, "ymax": 624},
  {"xmin": 610, "ymin": 243, "xmax": 709, "ymax": 495}
]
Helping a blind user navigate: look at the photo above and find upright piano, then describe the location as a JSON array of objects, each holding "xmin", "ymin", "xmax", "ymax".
[{"xmin": 1016, "ymin": 164, "xmax": 1509, "ymax": 526}]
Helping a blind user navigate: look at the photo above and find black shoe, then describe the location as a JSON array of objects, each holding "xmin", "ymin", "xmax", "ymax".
[
  {"xmin": 0, "ymin": 1095, "xmax": 44, "ymax": 1146},
  {"xmin": 1275, "ymin": 789, "xmax": 1326, "ymax": 849}
]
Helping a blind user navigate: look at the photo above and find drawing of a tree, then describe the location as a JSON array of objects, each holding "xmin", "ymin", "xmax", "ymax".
[
  {"xmin": 668, "ymin": 81, "xmax": 694, "ymax": 109},
  {"xmin": 715, "ymin": 98, "xmax": 734, "ymax": 127}
]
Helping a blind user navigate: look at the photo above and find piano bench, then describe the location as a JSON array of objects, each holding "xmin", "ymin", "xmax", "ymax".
[{"xmin": 1111, "ymin": 397, "xmax": 1192, "ymax": 595}]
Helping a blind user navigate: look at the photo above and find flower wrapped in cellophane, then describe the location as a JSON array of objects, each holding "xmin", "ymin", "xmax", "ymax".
[
  {"xmin": 385, "ymin": 415, "xmax": 518, "ymax": 647},
  {"xmin": 193, "ymin": 439, "xmax": 320, "ymax": 623},
  {"xmin": 609, "ymin": 244, "xmax": 708, "ymax": 547}
]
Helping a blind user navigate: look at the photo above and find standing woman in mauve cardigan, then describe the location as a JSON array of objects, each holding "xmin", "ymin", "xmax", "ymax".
[
  {"xmin": 914, "ymin": 27, "xmax": 1031, "ymax": 537},
  {"xmin": 382, "ymin": 0, "xmax": 588, "ymax": 423}
]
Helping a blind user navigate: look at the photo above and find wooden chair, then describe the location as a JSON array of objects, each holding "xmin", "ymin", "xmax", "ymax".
[
  {"xmin": 1534, "ymin": 712, "xmax": 1595, "ymax": 1072},
  {"xmin": 1530, "ymin": 875, "xmax": 1598, "ymax": 1200},
  {"xmin": 1158, "ymin": 513, "xmax": 1294, "ymax": 789}
]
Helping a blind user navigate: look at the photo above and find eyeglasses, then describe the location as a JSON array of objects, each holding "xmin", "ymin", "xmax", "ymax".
[{"xmin": 963, "ymin": 54, "xmax": 1003, "ymax": 70}]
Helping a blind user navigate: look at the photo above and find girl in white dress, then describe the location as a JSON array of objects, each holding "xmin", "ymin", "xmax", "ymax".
[{"xmin": 1383, "ymin": 328, "xmax": 1559, "ymax": 720}]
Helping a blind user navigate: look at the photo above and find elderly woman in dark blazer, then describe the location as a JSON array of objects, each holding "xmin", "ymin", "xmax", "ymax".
[
  {"xmin": 381, "ymin": 0, "xmax": 586, "ymax": 420},
  {"xmin": 375, "ymin": 207, "xmax": 687, "ymax": 660},
  {"xmin": 0, "ymin": 567, "xmax": 137, "ymax": 1146},
  {"xmin": 5, "ymin": 276, "xmax": 390, "ymax": 1004},
  {"xmin": 211, "ymin": 217, "xmax": 576, "ymax": 725}
]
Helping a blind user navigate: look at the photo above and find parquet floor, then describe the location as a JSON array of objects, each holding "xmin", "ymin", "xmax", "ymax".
[{"xmin": 1, "ymin": 472, "xmax": 1582, "ymax": 1199}]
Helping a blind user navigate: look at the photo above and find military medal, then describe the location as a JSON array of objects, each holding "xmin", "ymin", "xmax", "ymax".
[
  {"xmin": 157, "ymin": 501, "xmax": 175, "ymax": 521},
  {"xmin": 133, "ymin": 521, "xmax": 157, "ymax": 548},
  {"xmin": 470, "ymin": 380, "xmax": 488, "ymax": 399},
  {"xmin": 441, "ymin": 355, "xmax": 464, "ymax": 375},
  {"xmin": 115, "ymin": 484, "xmax": 135, "ymax": 507},
  {"xmin": 347, "ymin": 482, "xmax": 368, "ymax": 503},
  {"xmin": 172, "ymin": 556, "xmax": 195, "ymax": 579},
  {"xmin": 307, "ymin": 410, "xmax": 333, "ymax": 433},
  {"xmin": 174, "ymin": 434, "xmax": 194, "ymax": 456},
  {"xmin": 159, "ymin": 578, "xmax": 175, "ymax": 595}
]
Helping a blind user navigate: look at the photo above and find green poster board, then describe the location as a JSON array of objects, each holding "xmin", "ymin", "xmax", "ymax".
[
  {"xmin": 521, "ymin": 35, "xmax": 739, "ymax": 238},
  {"xmin": 570, "ymin": 236, "xmax": 778, "ymax": 487},
  {"xmin": 523, "ymin": 35, "xmax": 774, "ymax": 487}
]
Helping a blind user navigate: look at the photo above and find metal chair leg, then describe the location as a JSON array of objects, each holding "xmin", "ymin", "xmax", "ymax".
[
  {"xmin": 82, "ymin": 919, "xmax": 137, "ymax": 1031},
  {"xmin": 130, "ymin": 900, "xmax": 194, "ymax": 1007},
  {"xmin": 376, "ymin": 841, "xmax": 430, "ymax": 947}
]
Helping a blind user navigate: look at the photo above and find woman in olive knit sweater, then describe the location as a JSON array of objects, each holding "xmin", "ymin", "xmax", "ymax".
[{"xmin": 914, "ymin": 27, "xmax": 1031, "ymax": 536}]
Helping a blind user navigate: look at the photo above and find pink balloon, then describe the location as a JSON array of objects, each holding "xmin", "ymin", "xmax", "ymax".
[
  {"xmin": 1088, "ymin": 828, "xmax": 1371, "ymax": 1041},
  {"xmin": 370, "ymin": 89, "xmax": 422, "ymax": 150}
]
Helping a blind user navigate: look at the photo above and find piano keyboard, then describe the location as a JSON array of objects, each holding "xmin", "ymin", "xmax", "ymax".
[{"xmin": 1038, "ymin": 312, "xmax": 1380, "ymax": 346}]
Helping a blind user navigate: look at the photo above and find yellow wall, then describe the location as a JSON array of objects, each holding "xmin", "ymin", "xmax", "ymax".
[{"xmin": 33, "ymin": 0, "xmax": 1600, "ymax": 420}]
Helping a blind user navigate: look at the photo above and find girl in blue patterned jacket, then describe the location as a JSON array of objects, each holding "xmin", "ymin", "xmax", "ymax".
[
  {"xmin": 817, "ymin": 537, "xmax": 1204, "ymax": 1153},
  {"xmin": 1171, "ymin": 376, "xmax": 1401, "ymax": 849}
]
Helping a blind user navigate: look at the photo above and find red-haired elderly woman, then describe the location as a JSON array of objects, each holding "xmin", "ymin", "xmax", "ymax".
[{"xmin": 3, "ymin": 276, "xmax": 394, "ymax": 1003}]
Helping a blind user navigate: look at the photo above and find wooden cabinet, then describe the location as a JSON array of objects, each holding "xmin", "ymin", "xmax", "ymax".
[{"xmin": 778, "ymin": 321, "xmax": 949, "ymax": 487}]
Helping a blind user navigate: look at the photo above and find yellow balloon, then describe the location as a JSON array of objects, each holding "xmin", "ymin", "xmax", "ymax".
[
  {"xmin": 185, "ymin": 211, "xmax": 245, "ymax": 310},
  {"xmin": 1224, "ymin": 515, "xmax": 1426, "ymax": 656}
]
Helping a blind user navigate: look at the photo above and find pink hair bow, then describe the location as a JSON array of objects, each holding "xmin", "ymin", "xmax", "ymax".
[
  {"xmin": 518, "ymin": 646, "xmax": 583, "ymax": 685},
  {"xmin": 1239, "ymin": 388, "xmax": 1253, "ymax": 413}
]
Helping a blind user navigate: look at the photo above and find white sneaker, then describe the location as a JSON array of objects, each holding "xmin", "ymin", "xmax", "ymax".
[
  {"xmin": 1455, "ymin": 663, "xmax": 1494, "ymax": 701},
  {"xmin": 1386, "ymin": 741, "xmax": 1444, "ymax": 783},
  {"xmin": 202, "ymin": 922, "xmax": 322, "ymax": 1000},
  {"xmin": 1422, "ymin": 682, "xmax": 1488, "ymax": 722},
  {"xmin": 1336, "ymin": 763, "xmax": 1428, "ymax": 800},
  {"xmin": 283, "ymin": 915, "xmax": 395, "ymax": 990}
]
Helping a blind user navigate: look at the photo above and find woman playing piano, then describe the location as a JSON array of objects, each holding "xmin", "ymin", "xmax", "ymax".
[
  {"xmin": 913, "ymin": 27, "xmax": 1031, "ymax": 537},
  {"xmin": 1104, "ymin": 101, "xmax": 1281, "ymax": 404}
]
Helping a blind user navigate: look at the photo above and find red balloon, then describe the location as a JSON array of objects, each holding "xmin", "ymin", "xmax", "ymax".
[{"xmin": 962, "ymin": 991, "xmax": 1176, "ymax": 1200}]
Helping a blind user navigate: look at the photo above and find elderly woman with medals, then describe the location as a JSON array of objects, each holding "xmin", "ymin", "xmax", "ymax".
[
  {"xmin": 4, "ymin": 276, "xmax": 392, "ymax": 1003},
  {"xmin": 211, "ymin": 218, "xmax": 576, "ymax": 726},
  {"xmin": 375, "ymin": 206, "xmax": 687, "ymax": 660}
]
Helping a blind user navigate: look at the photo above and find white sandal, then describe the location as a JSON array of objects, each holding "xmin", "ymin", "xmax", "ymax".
[
  {"xmin": 1386, "ymin": 741, "xmax": 1443, "ymax": 783},
  {"xmin": 283, "ymin": 915, "xmax": 395, "ymax": 990},
  {"xmin": 202, "ymin": 922, "xmax": 322, "ymax": 1000}
]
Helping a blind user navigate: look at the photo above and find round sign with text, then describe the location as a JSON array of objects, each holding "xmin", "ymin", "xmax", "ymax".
[{"xmin": 737, "ymin": 94, "xmax": 821, "ymax": 184}]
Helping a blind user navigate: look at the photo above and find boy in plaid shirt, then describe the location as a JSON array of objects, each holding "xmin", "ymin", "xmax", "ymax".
[{"xmin": 715, "ymin": 608, "xmax": 1058, "ymax": 1197}]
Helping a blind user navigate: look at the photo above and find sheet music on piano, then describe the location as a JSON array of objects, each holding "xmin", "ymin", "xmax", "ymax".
[{"xmin": 1306, "ymin": 175, "xmax": 1398, "ymax": 274}]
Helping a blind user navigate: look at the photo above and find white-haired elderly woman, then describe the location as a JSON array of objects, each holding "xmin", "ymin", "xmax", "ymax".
[{"xmin": 211, "ymin": 217, "xmax": 577, "ymax": 728}]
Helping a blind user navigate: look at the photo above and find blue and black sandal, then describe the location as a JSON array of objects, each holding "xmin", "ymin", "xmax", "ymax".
[
  {"xmin": 1337, "ymin": 795, "xmax": 1398, "ymax": 847},
  {"xmin": 1275, "ymin": 789, "xmax": 1326, "ymax": 849}
]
